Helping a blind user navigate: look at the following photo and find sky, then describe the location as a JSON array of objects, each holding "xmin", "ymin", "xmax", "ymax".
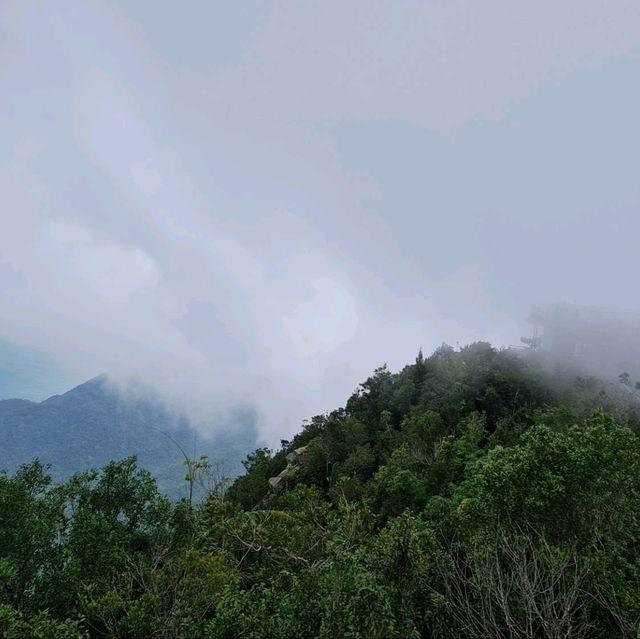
[{"xmin": 1, "ymin": 1, "xmax": 639, "ymax": 441}]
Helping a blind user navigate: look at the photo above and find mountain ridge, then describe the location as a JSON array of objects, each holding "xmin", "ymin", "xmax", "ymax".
[{"xmin": 0, "ymin": 374, "xmax": 257, "ymax": 498}]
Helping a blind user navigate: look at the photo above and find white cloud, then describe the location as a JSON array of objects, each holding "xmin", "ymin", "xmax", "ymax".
[{"xmin": 1, "ymin": 0, "xmax": 639, "ymax": 443}]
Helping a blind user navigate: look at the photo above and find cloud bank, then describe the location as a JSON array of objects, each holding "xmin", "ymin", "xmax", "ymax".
[{"xmin": 1, "ymin": 1, "xmax": 640, "ymax": 441}]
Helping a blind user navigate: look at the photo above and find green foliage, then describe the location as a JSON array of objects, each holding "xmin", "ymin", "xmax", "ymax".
[
  {"xmin": 0, "ymin": 604, "xmax": 87, "ymax": 639},
  {"xmin": 453, "ymin": 413, "xmax": 640, "ymax": 543},
  {"xmin": 226, "ymin": 447, "xmax": 278, "ymax": 509},
  {"xmin": 3, "ymin": 343, "xmax": 640, "ymax": 636}
]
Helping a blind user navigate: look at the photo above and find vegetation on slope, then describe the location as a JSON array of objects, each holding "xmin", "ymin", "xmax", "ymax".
[{"xmin": 2, "ymin": 343, "xmax": 640, "ymax": 637}]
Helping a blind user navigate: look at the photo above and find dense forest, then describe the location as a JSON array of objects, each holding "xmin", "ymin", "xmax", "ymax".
[{"xmin": 3, "ymin": 343, "xmax": 640, "ymax": 638}]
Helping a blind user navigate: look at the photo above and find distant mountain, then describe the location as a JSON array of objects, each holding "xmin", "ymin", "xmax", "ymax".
[{"xmin": 0, "ymin": 375, "xmax": 257, "ymax": 498}]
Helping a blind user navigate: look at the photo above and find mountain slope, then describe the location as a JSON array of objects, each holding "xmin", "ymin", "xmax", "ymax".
[
  {"xmin": 0, "ymin": 375, "xmax": 257, "ymax": 498},
  {"xmin": 4, "ymin": 343, "xmax": 640, "ymax": 637}
]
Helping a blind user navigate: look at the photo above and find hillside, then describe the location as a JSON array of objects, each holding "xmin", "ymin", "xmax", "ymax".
[
  {"xmin": 229, "ymin": 343, "xmax": 640, "ymax": 509},
  {"xmin": 3, "ymin": 343, "xmax": 640, "ymax": 638},
  {"xmin": 0, "ymin": 375, "xmax": 257, "ymax": 498}
]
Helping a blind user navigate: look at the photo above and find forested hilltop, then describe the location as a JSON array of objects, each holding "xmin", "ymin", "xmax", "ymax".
[{"xmin": 3, "ymin": 342, "xmax": 640, "ymax": 638}]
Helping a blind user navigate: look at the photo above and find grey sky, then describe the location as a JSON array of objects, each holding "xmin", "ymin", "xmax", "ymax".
[{"xmin": 1, "ymin": 1, "xmax": 639, "ymax": 440}]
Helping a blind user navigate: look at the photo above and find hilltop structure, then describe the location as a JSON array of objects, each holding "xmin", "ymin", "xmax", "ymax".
[{"xmin": 523, "ymin": 303, "xmax": 640, "ymax": 379}]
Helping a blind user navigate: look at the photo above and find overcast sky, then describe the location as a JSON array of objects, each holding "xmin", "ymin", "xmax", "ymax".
[{"xmin": 1, "ymin": 1, "xmax": 639, "ymax": 440}]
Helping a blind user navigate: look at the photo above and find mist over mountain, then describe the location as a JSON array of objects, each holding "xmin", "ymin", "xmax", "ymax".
[
  {"xmin": 0, "ymin": 376, "xmax": 257, "ymax": 498},
  {"xmin": 2, "ymin": 0, "xmax": 640, "ymax": 636},
  {"xmin": 5, "ymin": 342, "xmax": 640, "ymax": 637},
  {"xmin": 2, "ymin": 1, "xmax": 640, "ymax": 443}
]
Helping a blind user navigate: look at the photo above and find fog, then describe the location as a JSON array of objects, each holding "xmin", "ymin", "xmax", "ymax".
[{"xmin": 1, "ymin": 1, "xmax": 639, "ymax": 442}]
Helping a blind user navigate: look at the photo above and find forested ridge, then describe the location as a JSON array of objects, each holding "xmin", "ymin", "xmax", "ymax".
[{"xmin": 3, "ymin": 342, "xmax": 640, "ymax": 638}]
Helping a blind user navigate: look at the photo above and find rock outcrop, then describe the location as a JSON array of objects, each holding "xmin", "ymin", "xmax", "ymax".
[{"xmin": 265, "ymin": 445, "xmax": 308, "ymax": 497}]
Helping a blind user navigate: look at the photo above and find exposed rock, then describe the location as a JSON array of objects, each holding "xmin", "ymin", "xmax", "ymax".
[
  {"xmin": 257, "ymin": 444, "xmax": 312, "ymax": 509},
  {"xmin": 286, "ymin": 445, "xmax": 308, "ymax": 464}
]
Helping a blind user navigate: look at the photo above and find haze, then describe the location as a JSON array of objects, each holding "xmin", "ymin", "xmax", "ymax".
[{"xmin": 1, "ymin": 1, "xmax": 639, "ymax": 441}]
